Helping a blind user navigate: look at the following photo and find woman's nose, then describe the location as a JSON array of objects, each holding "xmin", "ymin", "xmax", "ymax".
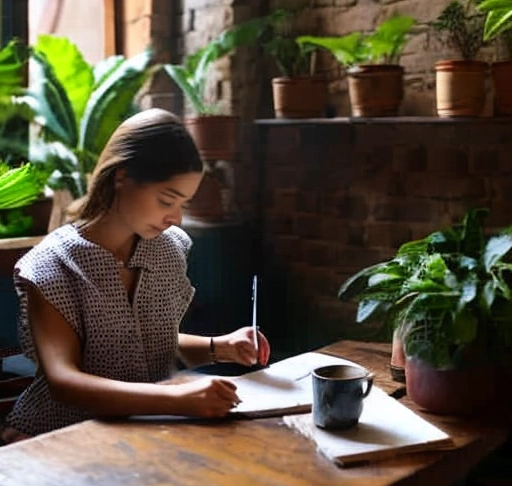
[{"xmin": 164, "ymin": 206, "xmax": 183, "ymax": 226}]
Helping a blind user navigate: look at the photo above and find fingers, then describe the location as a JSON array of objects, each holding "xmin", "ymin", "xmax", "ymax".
[{"xmin": 211, "ymin": 378, "xmax": 241, "ymax": 405}]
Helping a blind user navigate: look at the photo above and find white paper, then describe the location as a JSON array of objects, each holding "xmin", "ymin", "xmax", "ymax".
[
  {"xmin": 229, "ymin": 352, "xmax": 364, "ymax": 415},
  {"xmin": 283, "ymin": 386, "xmax": 453, "ymax": 465}
]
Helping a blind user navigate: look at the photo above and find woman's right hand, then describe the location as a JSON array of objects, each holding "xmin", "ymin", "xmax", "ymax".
[{"xmin": 167, "ymin": 376, "xmax": 241, "ymax": 418}]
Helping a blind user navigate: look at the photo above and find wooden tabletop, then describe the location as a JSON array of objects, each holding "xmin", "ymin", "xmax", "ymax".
[{"xmin": 0, "ymin": 340, "xmax": 509, "ymax": 486}]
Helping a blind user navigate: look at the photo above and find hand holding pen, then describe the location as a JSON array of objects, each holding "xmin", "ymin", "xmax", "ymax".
[{"xmin": 205, "ymin": 275, "xmax": 270, "ymax": 367}]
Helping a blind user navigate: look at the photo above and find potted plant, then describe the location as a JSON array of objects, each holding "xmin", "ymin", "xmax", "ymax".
[
  {"xmin": 478, "ymin": 0, "xmax": 512, "ymax": 115},
  {"xmin": 0, "ymin": 35, "xmax": 155, "ymax": 230},
  {"xmin": 337, "ymin": 208, "xmax": 512, "ymax": 415},
  {"xmin": 258, "ymin": 9, "xmax": 327, "ymax": 119},
  {"xmin": 431, "ymin": 1, "xmax": 488, "ymax": 117},
  {"xmin": 0, "ymin": 162, "xmax": 49, "ymax": 238},
  {"xmin": 163, "ymin": 13, "xmax": 282, "ymax": 161},
  {"xmin": 0, "ymin": 35, "xmax": 154, "ymax": 200},
  {"xmin": 297, "ymin": 15, "xmax": 415, "ymax": 117}
]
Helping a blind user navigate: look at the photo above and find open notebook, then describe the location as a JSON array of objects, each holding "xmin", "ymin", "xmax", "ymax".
[
  {"xmin": 225, "ymin": 351, "xmax": 453, "ymax": 465},
  {"xmin": 228, "ymin": 351, "xmax": 358, "ymax": 417}
]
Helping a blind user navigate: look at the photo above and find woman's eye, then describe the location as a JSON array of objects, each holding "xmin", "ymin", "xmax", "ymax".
[{"xmin": 159, "ymin": 199, "xmax": 174, "ymax": 207}]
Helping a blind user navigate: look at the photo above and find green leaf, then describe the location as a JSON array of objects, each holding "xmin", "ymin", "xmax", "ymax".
[
  {"xmin": 28, "ymin": 51, "xmax": 78, "ymax": 146},
  {"xmin": 484, "ymin": 233, "xmax": 512, "ymax": 271},
  {"xmin": 365, "ymin": 15, "xmax": 416, "ymax": 63},
  {"xmin": 357, "ymin": 299, "xmax": 383, "ymax": 322},
  {"xmin": 34, "ymin": 35, "xmax": 94, "ymax": 128},
  {"xmin": 78, "ymin": 48, "xmax": 153, "ymax": 166},
  {"xmin": 92, "ymin": 55, "xmax": 124, "ymax": 88},
  {"xmin": 164, "ymin": 64, "xmax": 205, "ymax": 114},
  {"xmin": 297, "ymin": 33, "xmax": 363, "ymax": 67},
  {"xmin": 0, "ymin": 39, "xmax": 28, "ymax": 96},
  {"xmin": 451, "ymin": 309, "xmax": 478, "ymax": 344}
]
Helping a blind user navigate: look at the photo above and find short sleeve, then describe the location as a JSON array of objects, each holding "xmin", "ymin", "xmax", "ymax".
[{"xmin": 13, "ymin": 239, "xmax": 83, "ymax": 362}]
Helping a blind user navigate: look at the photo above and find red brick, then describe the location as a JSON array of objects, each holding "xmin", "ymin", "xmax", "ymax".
[
  {"xmin": 302, "ymin": 241, "xmax": 338, "ymax": 267},
  {"xmin": 427, "ymin": 147, "xmax": 469, "ymax": 174},
  {"xmin": 274, "ymin": 236, "xmax": 304, "ymax": 262},
  {"xmin": 373, "ymin": 199, "xmax": 435, "ymax": 223},
  {"xmin": 365, "ymin": 222, "xmax": 413, "ymax": 250},
  {"xmin": 273, "ymin": 189, "xmax": 298, "ymax": 213},
  {"xmin": 318, "ymin": 218, "xmax": 350, "ymax": 244},
  {"xmin": 404, "ymin": 175, "xmax": 487, "ymax": 199},
  {"xmin": 295, "ymin": 214, "xmax": 321, "ymax": 239}
]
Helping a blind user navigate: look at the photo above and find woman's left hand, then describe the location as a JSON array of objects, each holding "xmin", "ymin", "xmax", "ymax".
[{"xmin": 215, "ymin": 327, "xmax": 270, "ymax": 367}]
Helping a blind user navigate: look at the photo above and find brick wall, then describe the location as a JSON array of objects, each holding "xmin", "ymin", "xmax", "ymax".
[
  {"xmin": 253, "ymin": 119, "xmax": 512, "ymax": 354},
  {"xmin": 127, "ymin": 0, "xmax": 505, "ymax": 118}
]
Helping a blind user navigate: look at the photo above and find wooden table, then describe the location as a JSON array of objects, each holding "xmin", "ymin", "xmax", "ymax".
[{"xmin": 0, "ymin": 340, "xmax": 509, "ymax": 486}]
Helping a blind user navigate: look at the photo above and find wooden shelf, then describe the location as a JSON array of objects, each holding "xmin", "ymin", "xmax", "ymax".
[{"xmin": 0, "ymin": 236, "xmax": 45, "ymax": 251}]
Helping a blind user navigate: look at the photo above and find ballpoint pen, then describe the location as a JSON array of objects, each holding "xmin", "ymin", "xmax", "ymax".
[{"xmin": 251, "ymin": 274, "xmax": 259, "ymax": 351}]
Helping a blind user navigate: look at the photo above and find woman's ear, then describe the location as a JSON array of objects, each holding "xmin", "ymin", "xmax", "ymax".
[{"xmin": 114, "ymin": 168, "xmax": 127, "ymax": 188}]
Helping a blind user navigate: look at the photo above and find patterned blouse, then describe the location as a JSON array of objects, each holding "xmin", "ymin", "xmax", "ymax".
[{"xmin": 6, "ymin": 223, "xmax": 195, "ymax": 436}]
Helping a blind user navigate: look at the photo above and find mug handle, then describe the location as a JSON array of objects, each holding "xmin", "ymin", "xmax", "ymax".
[{"xmin": 362, "ymin": 373, "xmax": 375, "ymax": 398}]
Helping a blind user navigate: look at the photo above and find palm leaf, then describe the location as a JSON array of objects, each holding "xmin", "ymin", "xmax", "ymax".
[
  {"xmin": 28, "ymin": 51, "xmax": 78, "ymax": 146},
  {"xmin": 78, "ymin": 49, "xmax": 153, "ymax": 167},
  {"xmin": 34, "ymin": 35, "xmax": 94, "ymax": 127},
  {"xmin": 163, "ymin": 64, "xmax": 205, "ymax": 114}
]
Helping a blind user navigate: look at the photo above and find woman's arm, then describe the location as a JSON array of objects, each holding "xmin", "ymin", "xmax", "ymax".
[{"xmin": 27, "ymin": 285, "xmax": 239, "ymax": 418}]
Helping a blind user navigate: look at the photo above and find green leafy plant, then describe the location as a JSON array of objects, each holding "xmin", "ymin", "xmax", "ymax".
[
  {"xmin": 296, "ymin": 15, "xmax": 415, "ymax": 68},
  {"xmin": 337, "ymin": 208, "xmax": 512, "ymax": 369},
  {"xmin": 0, "ymin": 36, "xmax": 155, "ymax": 197},
  {"xmin": 0, "ymin": 162, "xmax": 48, "ymax": 237},
  {"xmin": 478, "ymin": 0, "xmax": 512, "ymax": 40},
  {"xmin": 431, "ymin": 1, "xmax": 487, "ymax": 60},
  {"xmin": 264, "ymin": 35, "xmax": 318, "ymax": 77},
  {"xmin": 478, "ymin": 0, "xmax": 512, "ymax": 58},
  {"xmin": 164, "ymin": 11, "xmax": 287, "ymax": 114}
]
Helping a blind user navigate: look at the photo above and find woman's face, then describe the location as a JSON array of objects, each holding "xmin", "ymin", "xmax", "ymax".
[{"xmin": 114, "ymin": 171, "xmax": 203, "ymax": 238}]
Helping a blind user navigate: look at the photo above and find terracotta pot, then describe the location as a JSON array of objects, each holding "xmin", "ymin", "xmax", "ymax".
[
  {"xmin": 184, "ymin": 170, "xmax": 224, "ymax": 222},
  {"xmin": 271, "ymin": 76, "xmax": 328, "ymax": 118},
  {"xmin": 435, "ymin": 60, "xmax": 488, "ymax": 117},
  {"xmin": 347, "ymin": 64, "xmax": 404, "ymax": 117},
  {"xmin": 184, "ymin": 115, "xmax": 238, "ymax": 162},
  {"xmin": 491, "ymin": 60, "xmax": 512, "ymax": 116},
  {"xmin": 405, "ymin": 357, "xmax": 503, "ymax": 416}
]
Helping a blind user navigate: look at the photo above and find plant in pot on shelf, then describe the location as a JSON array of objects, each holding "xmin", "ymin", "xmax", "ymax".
[
  {"xmin": 261, "ymin": 11, "xmax": 327, "ymax": 119},
  {"xmin": 338, "ymin": 208, "xmax": 512, "ymax": 416},
  {"xmin": 163, "ymin": 12, "xmax": 283, "ymax": 221},
  {"xmin": 431, "ymin": 0, "xmax": 488, "ymax": 117},
  {"xmin": 297, "ymin": 15, "xmax": 415, "ymax": 117},
  {"xmin": 265, "ymin": 36, "xmax": 326, "ymax": 119},
  {"xmin": 163, "ymin": 12, "xmax": 282, "ymax": 161},
  {"xmin": 478, "ymin": 0, "xmax": 512, "ymax": 115}
]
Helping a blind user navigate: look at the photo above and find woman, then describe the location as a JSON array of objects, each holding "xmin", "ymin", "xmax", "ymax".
[{"xmin": 1, "ymin": 108, "xmax": 270, "ymax": 444}]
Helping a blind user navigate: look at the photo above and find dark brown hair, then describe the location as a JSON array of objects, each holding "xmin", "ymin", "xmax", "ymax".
[{"xmin": 67, "ymin": 108, "xmax": 203, "ymax": 222}]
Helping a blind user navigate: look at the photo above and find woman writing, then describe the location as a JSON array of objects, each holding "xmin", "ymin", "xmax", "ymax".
[{"xmin": 1, "ymin": 108, "xmax": 270, "ymax": 444}]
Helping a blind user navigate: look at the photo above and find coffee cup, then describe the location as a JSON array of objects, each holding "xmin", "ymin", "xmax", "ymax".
[{"xmin": 312, "ymin": 364, "xmax": 374, "ymax": 430}]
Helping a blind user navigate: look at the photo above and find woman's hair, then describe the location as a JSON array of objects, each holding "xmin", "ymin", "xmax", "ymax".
[{"xmin": 67, "ymin": 108, "xmax": 204, "ymax": 222}]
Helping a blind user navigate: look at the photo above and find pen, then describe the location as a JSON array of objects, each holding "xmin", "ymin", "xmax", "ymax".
[{"xmin": 251, "ymin": 274, "xmax": 259, "ymax": 351}]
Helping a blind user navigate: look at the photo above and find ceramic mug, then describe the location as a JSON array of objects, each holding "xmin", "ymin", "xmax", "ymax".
[{"xmin": 312, "ymin": 364, "xmax": 374, "ymax": 430}]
